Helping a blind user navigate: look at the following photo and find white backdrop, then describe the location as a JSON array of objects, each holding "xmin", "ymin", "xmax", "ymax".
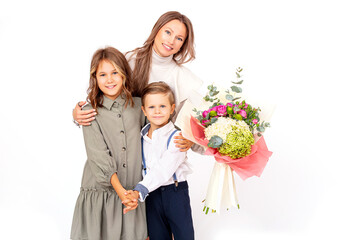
[{"xmin": 1, "ymin": 0, "xmax": 360, "ymax": 239}]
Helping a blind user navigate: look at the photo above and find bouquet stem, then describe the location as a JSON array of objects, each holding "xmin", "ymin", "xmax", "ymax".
[{"xmin": 203, "ymin": 162, "xmax": 240, "ymax": 214}]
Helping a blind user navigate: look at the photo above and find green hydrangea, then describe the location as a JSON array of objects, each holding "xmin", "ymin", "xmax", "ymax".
[{"xmin": 218, "ymin": 125, "xmax": 254, "ymax": 159}]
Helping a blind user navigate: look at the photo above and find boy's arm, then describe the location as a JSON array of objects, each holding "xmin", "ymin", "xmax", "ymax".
[{"xmin": 134, "ymin": 133, "xmax": 187, "ymax": 201}]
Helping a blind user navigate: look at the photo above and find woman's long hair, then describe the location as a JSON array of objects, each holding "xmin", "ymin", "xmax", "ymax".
[
  {"xmin": 129, "ymin": 11, "xmax": 195, "ymax": 97},
  {"xmin": 87, "ymin": 47, "xmax": 134, "ymax": 110}
]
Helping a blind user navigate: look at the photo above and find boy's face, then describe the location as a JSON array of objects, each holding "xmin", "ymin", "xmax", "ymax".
[{"xmin": 141, "ymin": 93, "xmax": 175, "ymax": 130}]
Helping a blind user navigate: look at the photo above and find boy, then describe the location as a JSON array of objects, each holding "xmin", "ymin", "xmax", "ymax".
[{"xmin": 132, "ymin": 82, "xmax": 194, "ymax": 240}]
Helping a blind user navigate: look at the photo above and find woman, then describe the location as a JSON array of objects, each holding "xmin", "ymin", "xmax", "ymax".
[{"xmin": 73, "ymin": 11, "xmax": 202, "ymax": 150}]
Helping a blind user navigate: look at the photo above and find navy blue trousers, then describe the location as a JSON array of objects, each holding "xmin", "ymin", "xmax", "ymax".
[{"xmin": 145, "ymin": 181, "xmax": 194, "ymax": 240}]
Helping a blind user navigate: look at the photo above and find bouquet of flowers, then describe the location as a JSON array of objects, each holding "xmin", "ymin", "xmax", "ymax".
[{"xmin": 175, "ymin": 67, "xmax": 274, "ymax": 214}]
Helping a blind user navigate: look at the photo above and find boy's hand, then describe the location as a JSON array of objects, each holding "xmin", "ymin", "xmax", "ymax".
[
  {"xmin": 122, "ymin": 190, "xmax": 139, "ymax": 214},
  {"xmin": 174, "ymin": 132, "xmax": 194, "ymax": 152}
]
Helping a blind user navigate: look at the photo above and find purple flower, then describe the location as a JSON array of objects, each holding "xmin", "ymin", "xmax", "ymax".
[
  {"xmin": 239, "ymin": 109, "xmax": 247, "ymax": 118},
  {"xmin": 216, "ymin": 105, "xmax": 227, "ymax": 116},
  {"xmin": 252, "ymin": 119, "xmax": 258, "ymax": 124}
]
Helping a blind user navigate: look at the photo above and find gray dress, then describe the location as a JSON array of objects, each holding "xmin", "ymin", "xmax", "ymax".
[{"xmin": 71, "ymin": 95, "xmax": 147, "ymax": 240}]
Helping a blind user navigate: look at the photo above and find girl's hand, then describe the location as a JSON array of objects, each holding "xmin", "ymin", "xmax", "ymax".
[
  {"xmin": 122, "ymin": 190, "xmax": 139, "ymax": 214},
  {"xmin": 174, "ymin": 132, "xmax": 194, "ymax": 152},
  {"xmin": 73, "ymin": 101, "xmax": 97, "ymax": 126}
]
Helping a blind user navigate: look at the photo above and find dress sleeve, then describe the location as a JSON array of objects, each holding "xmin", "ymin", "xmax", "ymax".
[
  {"xmin": 138, "ymin": 133, "xmax": 187, "ymax": 194},
  {"xmin": 82, "ymin": 119, "xmax": 117, "ymax": 187}
]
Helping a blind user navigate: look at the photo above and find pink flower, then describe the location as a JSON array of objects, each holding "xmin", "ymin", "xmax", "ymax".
[
  {"xmin": 252, "ymin": 119, "xmax": 258, "ymax": 124},
  {"xmin": 226, "ymin": 103, "xmax": 233, "ymax": 107},
  {"xmin": 239, "ymin": 109, "xmax": 247, "ymax": 118},
  {"xmin": 202, "ymin": 110, "xmax": 210, "ymax": 118},
  {"xmin": 216, "ymin": 105, "xmax": 227, "ymax": 116},
  {"xmin": 201, "ymin": 119, "xmax": 210, "ymax": 126},
  {"xmin": 244, "ymin": 103, "xmax": 248, "ymax": 109}
]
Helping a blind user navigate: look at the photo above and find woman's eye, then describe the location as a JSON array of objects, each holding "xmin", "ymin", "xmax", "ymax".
[
  {"xmin": 177, "ymin": 37, "xmax": 183, "ymax": 42},
  {"xmin": 165, "ymin": 30, "xmax": 171, "ymax": 35}
]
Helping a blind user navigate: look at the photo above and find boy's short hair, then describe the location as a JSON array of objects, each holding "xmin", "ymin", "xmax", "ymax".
[{"xmin": 141, "ymin": 82, "xmax": 175, "ymax": 106}]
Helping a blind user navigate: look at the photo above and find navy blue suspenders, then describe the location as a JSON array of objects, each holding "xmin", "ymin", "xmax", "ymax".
[{"xmin": 141, "ymin": 129, "xmax": 179, "ymax": 187}]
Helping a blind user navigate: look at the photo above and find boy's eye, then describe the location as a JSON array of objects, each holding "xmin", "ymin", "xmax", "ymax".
[
  {"xmin": 148, "ymin": 106, "xmax": 154, "ymax": 109},
  {"xmin": 160, "ymin": 105, "xmax": 166, "ymax": 108}
]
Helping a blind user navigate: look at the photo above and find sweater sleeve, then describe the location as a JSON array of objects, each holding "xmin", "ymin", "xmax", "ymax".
[{"xmin": 82, "ymin": 118, "xmax": 117, "ymax": 187}]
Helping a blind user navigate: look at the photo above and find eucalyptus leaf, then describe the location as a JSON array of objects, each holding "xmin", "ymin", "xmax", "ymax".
[
  {"xmin": 207, "ymin": 135, "xmax": 223, "ymax": 148},
  {"xmin": 236, "ymin": 72, "xmax": 240, "ymax": 78},
  {"xmin": 226, "ymin": 94, "xmax": 234, "ymax": 100},
  {"xmin": 210, "ymin": 117, "xmax": 218, "ymax": 124},
  {"xmin": 231, "ymin": 80, "xmax": 243, "ymax": 85},
  {"xmin": 231, "ymin": 86, "xmax": 242, "ymax": 93}
]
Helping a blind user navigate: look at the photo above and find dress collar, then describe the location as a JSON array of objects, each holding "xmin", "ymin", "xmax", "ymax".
[{"xmin": 102, "ymin": 94, "xmax": 126, "ymax": 111}]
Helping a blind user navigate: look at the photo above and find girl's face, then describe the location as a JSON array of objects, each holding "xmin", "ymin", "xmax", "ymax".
[
  {"xmin": 96, "ymin": 60, "xmax": 123, "ymax": 100},
  {"xmin": 153, "ymin": 19, "xmax": 187, "ymax": 57},
  {"xmin": 141, "ymin": 93, "xmax": 175, "ymax": 130}
]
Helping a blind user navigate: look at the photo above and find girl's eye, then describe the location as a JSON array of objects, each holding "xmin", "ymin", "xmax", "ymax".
[
  {"xmin": 148, "ymin": 106, "xmax": 154, "ymax": 109},
  {"xmin": 165, "ymin": 30, "xmax": 171, "ymax": 35},
  {"xmin": 160, "ymin": 105, "xmax": 166, "ymax": 108},
  {"xmin": 177, "ymin": 37, "xmax": 183, "ymax": 42},
  {"xmin": 100, "ymin": 74, "xmax": 105, "ymax": 77},
  {"xmin": 112, "ymin": 72, "xmax": 118, "ymax": 75}
]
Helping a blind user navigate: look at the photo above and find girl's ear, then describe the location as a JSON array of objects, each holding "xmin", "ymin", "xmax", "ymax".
[
  {"xmin": 141, "ymin": 106, "xmax": 147, "ymax": 116},
  {"xmin": 170, "ymin": 104, "xmax": 175, "ymax": 114}
]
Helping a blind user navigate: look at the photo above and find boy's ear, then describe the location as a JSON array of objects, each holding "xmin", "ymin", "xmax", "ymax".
[
  {"xmin": 141, "ymin": 106, "xmax": 147, "ymax": 116},
  {"xmin": 171, "ymin": 104, "xmax": 175, "ymax": 114}
]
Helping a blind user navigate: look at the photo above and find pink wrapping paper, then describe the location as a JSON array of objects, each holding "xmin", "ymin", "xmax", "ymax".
[{"xmin": 190, "ymin": 116, "xmax": 272, "ymax": 180}]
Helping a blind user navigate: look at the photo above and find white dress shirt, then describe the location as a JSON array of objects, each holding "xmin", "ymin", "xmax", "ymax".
[{"xmin": 135, "ymin": 121, "xmax": 192, "ymax": 201}]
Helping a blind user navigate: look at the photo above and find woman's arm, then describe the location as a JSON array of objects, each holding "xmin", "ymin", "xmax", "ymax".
[{"xmin": 73, "ymin": 101, "xmax": 97, "ymax": 126}]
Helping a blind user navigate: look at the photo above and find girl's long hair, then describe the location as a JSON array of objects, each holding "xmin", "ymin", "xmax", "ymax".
[
  {"xmin": 128, "ymin": 11, "xmax": 195, "ymax": 97},
  {"xmin": 87, "ymin": 47, "xmax": 134, "ymax": 110}
]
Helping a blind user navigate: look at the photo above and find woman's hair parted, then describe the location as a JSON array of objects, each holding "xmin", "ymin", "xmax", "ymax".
[
  {"xmin": 141, "ymin": 82, "xmax": 175, "ymax": 107},
  {"xmin": 129, "ymin": 11, "xmax": 195, "ymax": 97},
  {"xmin": 87, "ymin": 47, "xmax": 134, "ymax": 110}
]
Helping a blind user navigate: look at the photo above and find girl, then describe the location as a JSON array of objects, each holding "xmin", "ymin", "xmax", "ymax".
[
  {"xmin": 70, "ymin": 47, "xmax": 147, "ymax": 240},
  {"xmin": 72, "ymin": 11, "xmax": 203, "ymax": 152}
]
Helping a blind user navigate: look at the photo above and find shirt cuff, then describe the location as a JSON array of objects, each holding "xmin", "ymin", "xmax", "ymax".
[{"xmin": 134, "ymin": 184, "xmax": 149, "ymax": 202}]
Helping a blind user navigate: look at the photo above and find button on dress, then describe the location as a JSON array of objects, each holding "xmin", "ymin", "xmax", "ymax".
[{"xmin": 70, "ymin": 95, "xmax": 147, "ymax": 240}]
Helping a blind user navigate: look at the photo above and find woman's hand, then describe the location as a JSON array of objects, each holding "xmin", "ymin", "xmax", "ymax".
[
  {"xmin": 174, "ymin": 132, "xmax": 194, "ymax": 152},
  {"xmin": 72, "ymin": 101, "xmax": 97, "ymax": 126}
]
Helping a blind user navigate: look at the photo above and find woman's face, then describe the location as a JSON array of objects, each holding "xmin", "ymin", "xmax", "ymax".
[{"xmin": 153, "ymin": 19, "xmax": 187, "ymax": 57}]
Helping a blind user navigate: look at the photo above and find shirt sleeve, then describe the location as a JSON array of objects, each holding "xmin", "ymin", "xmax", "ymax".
[
  {"xmin": 137, "ymin": 133, "xmax": 187, "ymax": 195},
  {"xmin": 82, "ymin": 118, "xmax": 117, "ymax": 187}
]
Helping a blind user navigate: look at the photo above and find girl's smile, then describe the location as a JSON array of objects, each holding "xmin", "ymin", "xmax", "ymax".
[{"xmin": 96, "ymin": 60, "xmax": 123, "ymax": 100}]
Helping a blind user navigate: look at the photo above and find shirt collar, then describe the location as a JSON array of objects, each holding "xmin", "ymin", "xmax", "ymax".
[
  {"xmin": 102, "ymin": 94, "xmax": 126, "ymax": 111},
  {"xmin": 141, "ymin": 121, "xmax": 175, "ymax": 137}
]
